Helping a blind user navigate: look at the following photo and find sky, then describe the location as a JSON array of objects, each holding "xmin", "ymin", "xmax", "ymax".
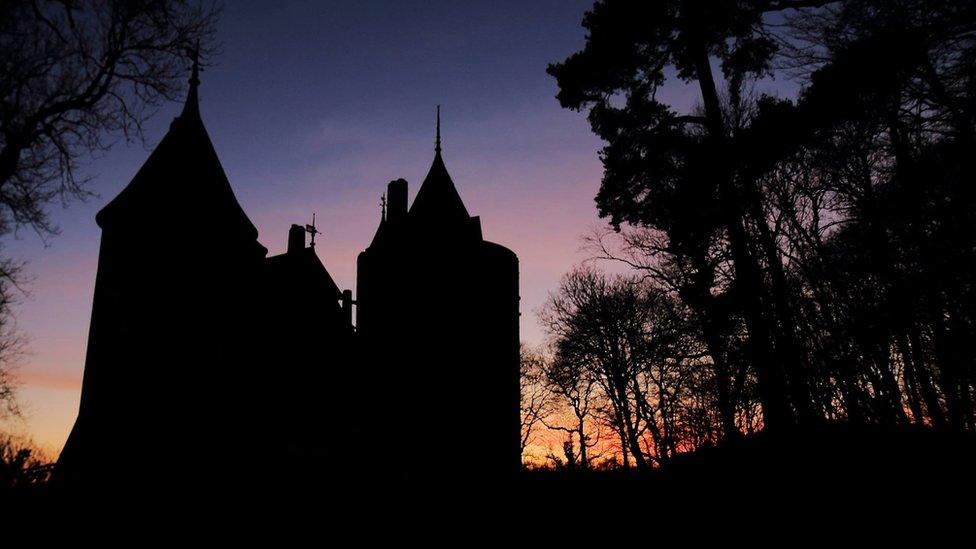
[{"xmin": 4, "ymin": 0, "xmax": 706, "ymax": 455}]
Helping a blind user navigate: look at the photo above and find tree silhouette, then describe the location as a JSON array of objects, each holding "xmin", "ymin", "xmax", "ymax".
[
  {"xmin": 539, "ymin": 266, "xmax": 719, "ymax": 467},
  {"xmin": 547, "ymin": 0, "xmax": 838, "ymax": 429},
  {"xmin": 0, "ymin": 0, "xmax": 219, "ymax": 232},
  {"xmin": 520, "ymin": 344, "xmax": 554, "ymax": 457},
  {"xmin": 550, "ymin": 0, "xmax": 976, "ymax": 437},
  {"xmin": 539, "ymin": 344, "xmax": 602, "ymax": 469},
  {"xmin": 0, "ymin": 433, "xmax": 52, "ymax": 491}
]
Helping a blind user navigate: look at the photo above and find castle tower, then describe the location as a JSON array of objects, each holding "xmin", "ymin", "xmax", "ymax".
[
  {"xmin": 356, "ymin": 109, "xmax": 521, "ymax": 476},
  {"xmin": 56, "ymin": 60, "xmax": 268, "ymax": 488}
]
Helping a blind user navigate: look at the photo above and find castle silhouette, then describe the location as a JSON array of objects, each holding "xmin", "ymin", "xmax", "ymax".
[{"xmin": 54, "ymin": 60, "xmax": 520, "ymax": 489}]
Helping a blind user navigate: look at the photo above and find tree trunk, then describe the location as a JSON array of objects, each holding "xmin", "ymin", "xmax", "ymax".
[
  {"xmin": 685, "ymin": 253, "xmax": 740, "ymax": 440},
  {"xmin": 897, "ymin": 332, "xmax": 926, "ymax": 424},
  {"xmin": 747, "ymin": 193, "xmax": 816, "ymax": 423},
  {"xmin": 576, "ymin": 420, "xmax": 589, "ymax": 469},
  {"xmin": 908, "ymin": 326, "xmax": 947, "ymax": 427},
  {"xmin": 691, "ymin": 43, "xmax": 794, "ymax": 430}
]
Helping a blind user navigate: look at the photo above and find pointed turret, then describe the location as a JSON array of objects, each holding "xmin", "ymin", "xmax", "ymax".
[
  {"xmin": 409, "ymin": 106, "xmax": 470, "ymax": 223},
  {"xmin": 95, "ymin": 51, "xmax": 265, "ymax": 258},
  {"xmin": 56, "ymin": 54, "xmax": 271, "ymax": 490},
  {"xmin": 356, "ymin": 106, "xmax": 522, "ymax": 477}
]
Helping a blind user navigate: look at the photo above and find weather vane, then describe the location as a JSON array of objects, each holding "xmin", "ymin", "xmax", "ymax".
[{"xmin": 305, "ymin": 213, "xmax": 320, "ymax": 247}]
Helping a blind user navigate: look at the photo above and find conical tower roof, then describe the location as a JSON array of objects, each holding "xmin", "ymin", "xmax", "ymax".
[
  {"xmin": 408, "ymin": 106, "xmax": 470, "ymax": 224},
  {"xmin": 96, "ymin": 57, "xmax": 265, "ymax": 258}
]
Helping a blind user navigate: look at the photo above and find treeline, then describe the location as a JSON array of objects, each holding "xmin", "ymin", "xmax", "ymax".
[
  {"xmin": 522, "ymin": 0, "xmax": 976, "ymax": 468},
  {"xmin": 0, "ymin": 434, "xmax": 52, "ymax": 490}
]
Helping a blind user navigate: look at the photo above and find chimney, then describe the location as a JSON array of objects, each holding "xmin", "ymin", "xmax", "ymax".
[
  {"xmin": 287, "ymin": 224, "xmax": 305, "ymax": 254},
  {"xmin": 387, "ymin": 178, "xmax": 408, "ymax": 223}
]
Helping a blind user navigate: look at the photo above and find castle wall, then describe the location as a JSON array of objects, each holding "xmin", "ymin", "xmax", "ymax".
[{"xmin": 57, "ymin": 223, "xmax": 266, "ymax": 488}]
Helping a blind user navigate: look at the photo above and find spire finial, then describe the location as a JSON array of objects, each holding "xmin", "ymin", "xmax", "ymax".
[
  {"xmin": 180, "ymin": 40, "xmax": 202, "ymax": 119},
  {"xmin": 435, "ymin": 105, "xmax": 441, "ymax": 154},
  {"xmin": 189, "ymin": 40, "xmax": 201, "ymax": 88}
]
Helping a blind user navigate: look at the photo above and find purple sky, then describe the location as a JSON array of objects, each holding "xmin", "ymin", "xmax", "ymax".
[{"xmin": 5, "ymin": 0, "xmax": 708, "ymax": 454}]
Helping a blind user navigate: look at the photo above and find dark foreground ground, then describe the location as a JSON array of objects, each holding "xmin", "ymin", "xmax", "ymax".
[
  {"xmin": 525, "ymin": 423, "xmax": 975, "ymax": 509},
  {"xmin": 4, "ymin": 422, "xmax": 974, "ymax": 534}
]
